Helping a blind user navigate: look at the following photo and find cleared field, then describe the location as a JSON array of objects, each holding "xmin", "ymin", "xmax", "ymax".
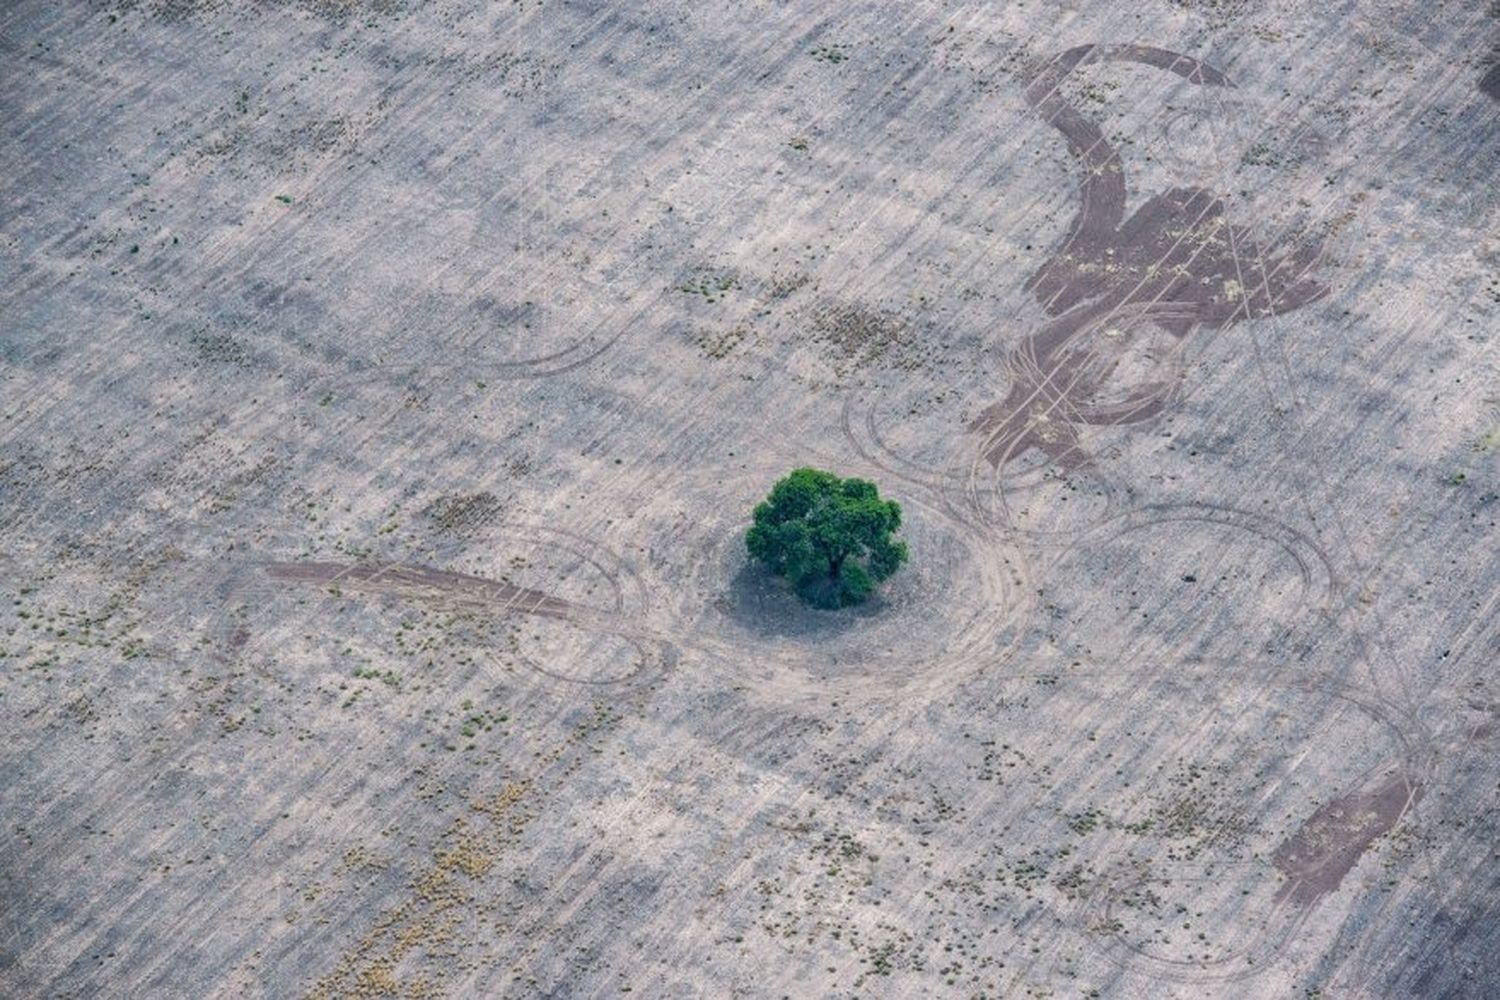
[{"xmin": 2, "ymin": 1, "xmax": 1498, "ymax": 997}]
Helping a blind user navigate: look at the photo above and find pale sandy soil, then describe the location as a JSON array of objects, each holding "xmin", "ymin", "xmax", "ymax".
[{"xmin": 2, "ymin": 1, "xmax": 1498, "ymax": 997}]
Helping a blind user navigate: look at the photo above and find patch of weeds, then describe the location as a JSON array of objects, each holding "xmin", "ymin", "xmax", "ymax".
[
  {"xmin": 423, "ymin": 492, "xmax": 503, "ymax": 536},
  {"xmin": 677, "ymin": 270, "xmax": 740, "ymax": 302},
  {"xmin": 458, "ymin": 705, "xmax": 510, "ymax": 749},
  {"xmin": 810, "ymin": 44, "xmax": 850, "ymax": 64},
  {"xmin": 1241, "ymin": 142, "xmax": 1283, "ymax": 167},
  {"xmin": 1053, "ymin": 863, "xmax": 1093, "ymax": 900},
  {"xmin": 768, "ymin": 272, "xmax": 810, "ymax": 302},
  {"xmin": 353, "ymin": 665, "xmax": 401, "ymax": 688},
  {"xmin": 1066, "ymin": 808, "xmax": 1106, "ymax": 835},
  {"xmin": 188, "ymin": 330, "xmax": 251, "ymax": 366},
  {"xmin": 808, "ymin": 300, "xmax": 919, "ymax": 373},
  {"xmin": 867, "ymin": 940, "xmax": 897, "ymax": 974},
  {"xmin": 689, "ymin": 326, "xmax": 748, "ymax": 360}
]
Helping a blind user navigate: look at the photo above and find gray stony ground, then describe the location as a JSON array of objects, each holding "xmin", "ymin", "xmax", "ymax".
[{"xmin": 2, "ymin": 1, "xmax": 1498, "ymax": 997}]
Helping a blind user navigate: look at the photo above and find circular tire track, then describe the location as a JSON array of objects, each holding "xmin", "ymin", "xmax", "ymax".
[
  {"xmin": 1062, "ymin": 660, "xmax": 1427, "ymax": 986},
  {"xmin": 968, "ymin": 450, "xmax": 1133, "ymax": 542},
  {"xmin": 1048, "ymin": 500, "xmax": 1339, "ymax": 620},
  {"xmin": 838, "ymin": 373, "xmax": 1135, "ymax": 544},
  {"xmin": 1083, "ymin": 858, "xmax": 1311, "ymax": 986},
  {"xmin": 839, "ymin": 392, "xmax": 972, "ymax": 499},
  {"xmin": 462, "ymin": 524, "xmax": 668, "ymax": 688},
  {"xmin": 665, "ymin": 467, "xmax": 1034, "ymax": 708},
  {"xmin": 961, "ymin": 303, "xmax": 1194, "ymax": 541},
  {"xmin": 1154, "ymin": 102, "xmax": 1258, "ymax": 182},
  {"xmin": 221, "ymin": 524, "xmax": 673, "ymax": 691}
]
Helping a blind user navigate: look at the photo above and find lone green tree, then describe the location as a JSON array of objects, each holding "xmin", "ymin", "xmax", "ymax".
[{"xmin": 745, "ymin": 468, "xmax": 908, "ymax": 609}]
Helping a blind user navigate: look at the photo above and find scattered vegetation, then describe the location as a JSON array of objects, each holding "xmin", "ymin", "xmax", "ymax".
[
  {"xmin": 808, "ymin": 301, "xmax": 920, "ymax": 374},
  {"xmin": 187, "ymin": 329, "xmax": 251, "ymax": 366},
  {"xmin": 677, "ymin": 270, "xmax": 740, "ymax": 302},
  {"xmin": 422, "ymin": 491, "xmax": 503, "ymax": 536},
  {"xmin": 688, "ymin": 326, "xmax": 748, "ymax": 360}
]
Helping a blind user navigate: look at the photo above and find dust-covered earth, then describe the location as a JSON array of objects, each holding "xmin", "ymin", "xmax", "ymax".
[{"xmin": 2, "ymin": 1, "xmax": 1498, "ymax": 997}]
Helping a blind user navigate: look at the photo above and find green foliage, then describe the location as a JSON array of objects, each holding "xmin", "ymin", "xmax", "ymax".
[{"xmin": 745, "ymin": 468, "xmax": 908, "ymax": 609}]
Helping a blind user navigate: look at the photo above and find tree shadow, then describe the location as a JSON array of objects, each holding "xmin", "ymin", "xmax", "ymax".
[
  {"xmin": 1482, "ymin": 63, "xmax": 1500, "ymax": 103},
  {"xmin": 717, "ymin": 551, "xmax": 888, "ymax": 641}
]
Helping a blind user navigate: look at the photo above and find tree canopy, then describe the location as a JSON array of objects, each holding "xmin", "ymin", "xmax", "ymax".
[{"xmin": 745, "ymin": 468, "xmax": 908, "ymax": 609}]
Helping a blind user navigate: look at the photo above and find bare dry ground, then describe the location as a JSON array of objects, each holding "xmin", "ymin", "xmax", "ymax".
[{"xmin": 2, "ymin": 1, "xmax": 1498, "ymax": 997}]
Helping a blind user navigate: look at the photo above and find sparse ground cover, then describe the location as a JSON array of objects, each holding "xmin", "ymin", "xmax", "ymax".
[{"xmin": 1, "ymin": 1, "xmax": 1498, "ymax": 997}]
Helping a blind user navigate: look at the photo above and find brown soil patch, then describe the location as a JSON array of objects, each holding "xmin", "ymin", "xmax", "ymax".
[
  {"xmin": 263, "ymin": 562, "xmax": 577, "ymax": 620},
  {"xmin": 971, "ymin": 44, "xmax": 1327, "ymax": 471},
  {"xmin": 1272, "ymin": 772, "xmax": 1420, "ymax": 906}
]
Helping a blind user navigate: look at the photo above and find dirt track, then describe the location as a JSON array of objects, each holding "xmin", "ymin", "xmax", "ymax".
[{"xmin": 2, "ymin": 2, "xmax": 1498, "ymax": 997}]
